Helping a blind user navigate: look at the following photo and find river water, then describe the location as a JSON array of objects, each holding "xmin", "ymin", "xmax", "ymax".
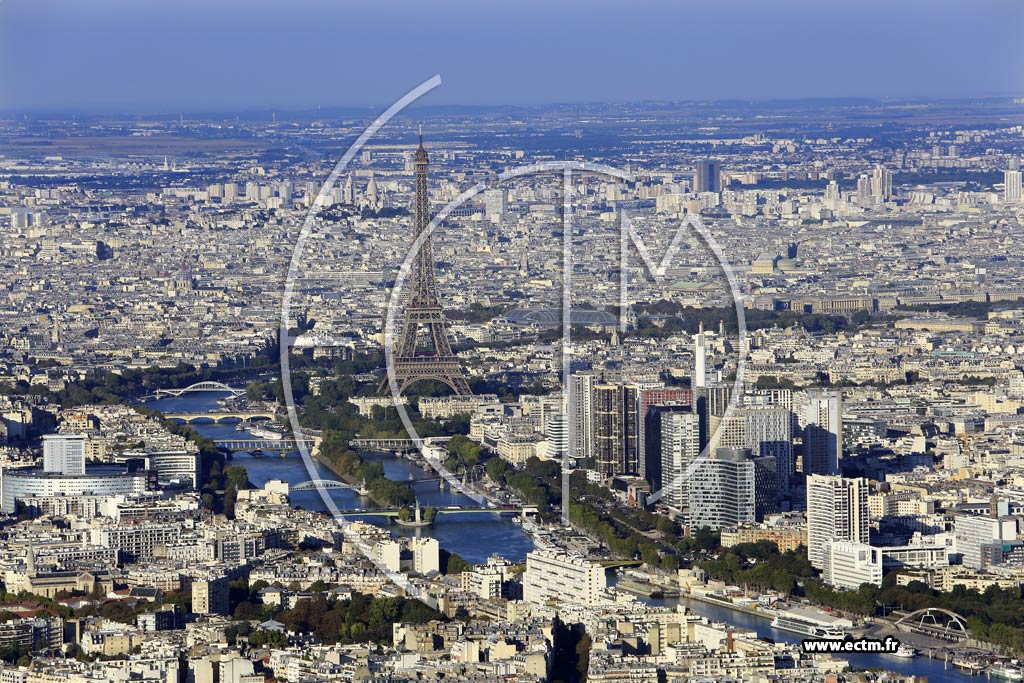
[
  {"xmin": 147, "ymin": 392, "xmax": 976, "ymax": 680},
  {"xmin": 646, "ymin": 595, "xmax": 977, "ymax": 682},
  {"xmin": 143, "ymin": 391, "xmax": 534, "ymax": 563}
]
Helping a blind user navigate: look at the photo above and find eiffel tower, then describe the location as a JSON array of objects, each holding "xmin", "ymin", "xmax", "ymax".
[{"xmin": 380, "ymin": 127, "xmax": 471, "ymax": 396}]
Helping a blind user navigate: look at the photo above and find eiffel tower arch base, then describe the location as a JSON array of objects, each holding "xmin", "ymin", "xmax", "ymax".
[{"xmin": 381, "ymin": 362, "xmax": 472, "ymax": 396}]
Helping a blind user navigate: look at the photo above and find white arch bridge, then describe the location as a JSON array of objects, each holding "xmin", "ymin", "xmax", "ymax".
[
  {"xmin": 894, "ymin": 608, "xmax": 971, "ymax": 642},
  {"xmin": 154, "ymin": 381, "xmax": 245, "ymax": 397}
]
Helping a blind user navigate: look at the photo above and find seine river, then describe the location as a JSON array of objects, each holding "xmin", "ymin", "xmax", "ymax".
[
  {"xmin": 147, "ymin": 391, "xmax": 976, "ymax": 680},
  {"xmin": 143, "ymin": 391, "xmax": 534, "ymax": 563}
]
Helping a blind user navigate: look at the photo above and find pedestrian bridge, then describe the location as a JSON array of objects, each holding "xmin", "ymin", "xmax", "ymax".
[
  {"xmin": 154, "ymin": 381, "xmax": 245, "ymax": 397},
  {"xmin": 894, "ymin": 608, "xmax": 971, "ymax": 642}
]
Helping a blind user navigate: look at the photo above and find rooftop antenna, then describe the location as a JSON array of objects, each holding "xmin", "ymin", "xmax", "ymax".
[{"xmin": 418, "ymin": 121, "xmax": 424, "ymax": 148}]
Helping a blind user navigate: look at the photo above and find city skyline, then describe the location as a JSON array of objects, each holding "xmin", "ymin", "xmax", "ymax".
[{"xmin": 2, "ymin": 3, "xmax": 1024, "ymax": 680}]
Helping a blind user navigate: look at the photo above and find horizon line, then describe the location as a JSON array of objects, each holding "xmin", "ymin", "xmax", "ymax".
[{"xmin": 1, "ymin": 92, "xmax": 1023, "ymax": 120}]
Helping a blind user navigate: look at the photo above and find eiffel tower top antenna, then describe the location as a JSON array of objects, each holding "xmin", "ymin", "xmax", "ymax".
[{"xmin": 418, "ymin": 121, "xmax": 423, "ymax": 148}]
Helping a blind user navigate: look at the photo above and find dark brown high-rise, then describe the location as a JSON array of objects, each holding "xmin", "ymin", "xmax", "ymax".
[{"xmin": 380, "ymin": 128, "xmax": 470, "ymax": 395}]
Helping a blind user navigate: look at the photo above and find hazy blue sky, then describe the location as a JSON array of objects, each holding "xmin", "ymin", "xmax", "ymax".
[{"xmin": 1, "ymin": 0, "xmax": 1021, "ymax": 112}]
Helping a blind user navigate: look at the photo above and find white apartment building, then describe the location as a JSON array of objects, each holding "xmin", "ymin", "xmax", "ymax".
[
  {"xmin": 569, "ymin": 372, "xmax": 597, "ymax": 460},
  {"xmin": 89, "ymin": 521, "xmax": 184, "ymax": 562},
  {"xmin": 954, "ymin": 514, "xmax": 1018, "ymax": 569},
  {"xmin": 879, "ymin": 543, "xmax": 949, "ymax": 571},
  {"xmin": 824, "ymin": 541, "xmax": 882, "ymax": 590},
  {"xmin": 192, "ymin": 575, "xmax": 230, "ymax": 616},
  {"xmin": 145, "ymin": 451, "xmax": 199, "ymax": 488},
  {"xmin": 523, "ymin": 549, "xmax": 607, "ymax": 607},
  {"xmin": 375, "ymin": 537, "xmax": 439, "ymax": 575},
  {"xmin": 687, "ymin": 448, "xmax": 756, "ymax": 531},
  {"xmin": 1005, "ymin": 168, "xmax": 1022, "ymax": 203},
  {"xmin": 42, "ymin": 433, "xmax": 86, "ymax": 476},
  {"xmin": 660, "ymin": 411, "xmax": 700, "ymax": 508},
  {"xmin": 806, "ymin": 475, "xmax": 869, "ymax": 570}
]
